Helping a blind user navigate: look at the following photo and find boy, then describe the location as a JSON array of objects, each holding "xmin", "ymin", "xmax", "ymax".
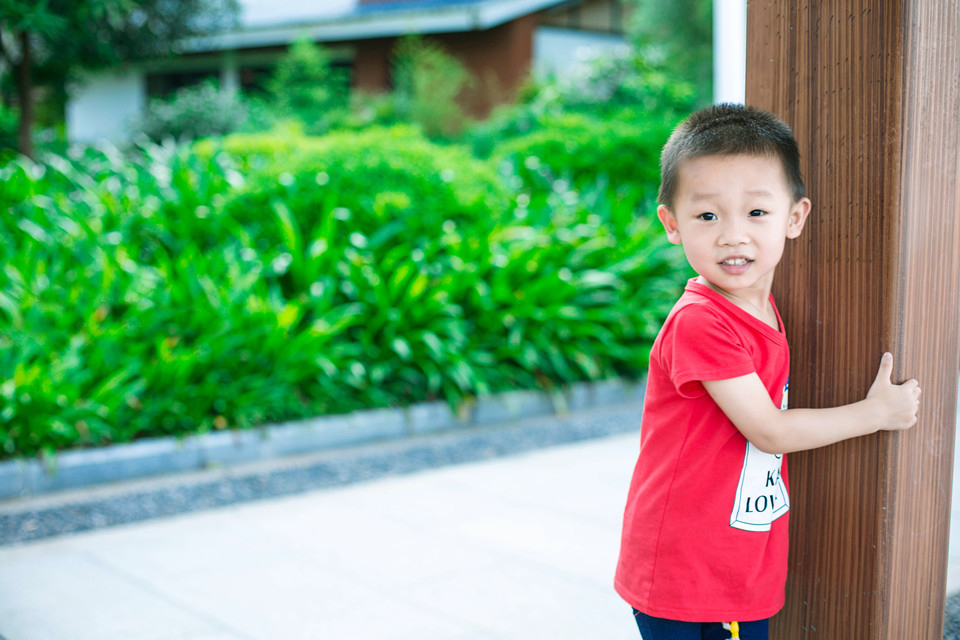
[{"xmin": 614, "ymin": 104, "xmax": 921, "ymax": 639}]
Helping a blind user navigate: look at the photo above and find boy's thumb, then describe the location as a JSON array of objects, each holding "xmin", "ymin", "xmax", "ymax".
[{"xmin": 876, "ymin": 352, "xmax": 894, "ymax": 384}]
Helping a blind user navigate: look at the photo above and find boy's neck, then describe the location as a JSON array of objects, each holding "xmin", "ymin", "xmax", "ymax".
[{"xmin": 696, "ymin": 276, "xmax": 779, "ymax": 330}]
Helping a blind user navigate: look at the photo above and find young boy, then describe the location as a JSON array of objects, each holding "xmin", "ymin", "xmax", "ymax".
[{"xmin": 614, "ymin": 104, "xmax": 921, "ymax": 639}]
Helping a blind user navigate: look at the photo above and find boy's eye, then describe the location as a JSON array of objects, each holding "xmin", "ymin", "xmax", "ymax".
[
  {"xmin": 698, "ymin": 212, "xmax": 717, "ymax": 221},
  {"xmin": 748, "ymin": 209, "xmax": 766, "ymax": 217}
]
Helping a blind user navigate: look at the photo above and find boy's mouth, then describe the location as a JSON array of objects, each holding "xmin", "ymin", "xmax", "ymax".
[{"xmin": 719, "ymin": 257, "xmax": 753, "ymax": 274}]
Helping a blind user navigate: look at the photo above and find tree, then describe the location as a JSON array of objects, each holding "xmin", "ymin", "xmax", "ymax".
[
  {"xmin": 0, "ymin": 0, "xmax": 239, "ymax": 158},
  {"xmin": 267, "ymin": 35, "xmax": 349, "ymax": 134}
]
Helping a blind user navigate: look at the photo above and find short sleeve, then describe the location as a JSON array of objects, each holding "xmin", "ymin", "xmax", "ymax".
[{"xmin": 659, "ymin": 303, "xmax": 757, "ymax": 398}]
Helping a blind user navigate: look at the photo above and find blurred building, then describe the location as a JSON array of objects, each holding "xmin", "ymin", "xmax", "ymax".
[{"xmin": 66, "ymin": 0, "xmax": 633, "ymax": 144}]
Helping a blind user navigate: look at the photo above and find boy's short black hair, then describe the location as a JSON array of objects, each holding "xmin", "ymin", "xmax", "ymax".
[{"xmin": 658, "ymin": 103, "xmax": 806, "ymax": 207}]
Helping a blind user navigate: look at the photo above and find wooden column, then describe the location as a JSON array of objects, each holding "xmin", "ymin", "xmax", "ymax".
[{"xmin": 746, "ymin": 1, "xmax": 960, "ymax": 637}]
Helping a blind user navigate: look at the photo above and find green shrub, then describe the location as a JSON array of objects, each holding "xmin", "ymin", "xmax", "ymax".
[
  {"xmin": 465, "ymin": 48, "xmax": 695, "ymax": 160},
  {"xmin": 0, "ymin": 124, "xmax": 686, "ymax": 459},
  {"xmin": 206, "ymin": 127, "xmax": 512, "ymax": 401},
  {"xmin": 0, "ymin": 144, "xmax": 278, "ymax": 454},
  {"xmin": 134, "ymin": 81, "xmax": 252, "ymax": 142},
  {"xmin": 543, "ymin": 49, "xmax": 698, "ymax": 117},
  {"xmin": 462, "ymin": 190, "xmax": 686, "ymax": 391},
  {"xmin": 336, "ymin": 91, "xmax": 405, "ymax": 131},
  {"xmin": 216, "ymin": 125, "xmax": 507, "ymax": 233},
  {"xmin": 392, "ymin": 36, "xmax": 473, "ymax": 139},
  {"xmin": 490, "ymin": 110, "xmax": 674, "ymax": 212}
]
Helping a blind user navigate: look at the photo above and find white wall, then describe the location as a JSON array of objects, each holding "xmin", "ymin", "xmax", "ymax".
[
  {"xmin": 66, "ymin": 70, "xmax": 145, "ymax": 144},
  {"xmin": 533, "ymin": 26, "xmax": 630, "ymax": 78}
]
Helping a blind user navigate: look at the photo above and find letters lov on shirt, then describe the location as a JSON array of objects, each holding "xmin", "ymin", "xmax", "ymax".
[{"xmin": 729, "ymin": 382, "xmax": 790, "ymax": 532}]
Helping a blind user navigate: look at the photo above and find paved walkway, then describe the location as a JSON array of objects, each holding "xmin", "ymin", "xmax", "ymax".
[
  {"xmin": 0, "ymin": 426, "xmax": 643, "ymax": 639},
  {"xmin": 0, "ymin": 406, "xmax": 957, "ymax": 639}
]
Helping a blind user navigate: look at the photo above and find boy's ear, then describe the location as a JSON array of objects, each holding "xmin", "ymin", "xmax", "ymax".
[
  {"xmin": 786, "ymin": 197, "xmax": 812, "ymax": 239},
  {"xmin": 657, "ymin": 205, "xmax": 682, "ymax": 245}
]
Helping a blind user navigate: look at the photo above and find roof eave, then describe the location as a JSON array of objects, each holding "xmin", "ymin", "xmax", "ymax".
[{"xmin": 180, "ymin": 0, "xmax": 567, "ymax": 52}]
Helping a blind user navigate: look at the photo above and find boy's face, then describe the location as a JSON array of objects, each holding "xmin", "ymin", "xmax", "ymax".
[{"xmin": 657, "ymin": 153, "xmax": 811, "ymax": 301}]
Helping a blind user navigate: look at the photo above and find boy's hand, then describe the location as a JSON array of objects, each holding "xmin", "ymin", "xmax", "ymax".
[{"xmin": 866, "ymin": 352, "xmax": 921, "ymax": 431}]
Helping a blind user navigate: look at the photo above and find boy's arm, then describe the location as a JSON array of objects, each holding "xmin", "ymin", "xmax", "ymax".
[{"xmin": 703, "ymin": 353, "xmax": 921, "ymax": 454}]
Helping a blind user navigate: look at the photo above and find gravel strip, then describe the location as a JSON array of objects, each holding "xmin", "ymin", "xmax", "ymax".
[{"xmin": 0, "ymin": 402, "xmax": 641, "ymax": 546}]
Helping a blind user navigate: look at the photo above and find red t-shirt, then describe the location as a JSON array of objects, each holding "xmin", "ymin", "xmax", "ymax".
[{"xmin": 615, "ymin": 279, "xmax": 791, "ymax": 622}]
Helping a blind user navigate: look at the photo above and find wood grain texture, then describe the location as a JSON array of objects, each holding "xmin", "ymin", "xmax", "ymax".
[{"xmin": 746, "ymin": 1, "xmax": 960, "ymax": 637}]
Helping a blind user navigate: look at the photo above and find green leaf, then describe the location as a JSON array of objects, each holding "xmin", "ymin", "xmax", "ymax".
[{"xmin": 391, "ymin": 337, "xmax": 413, "ymax": 362}]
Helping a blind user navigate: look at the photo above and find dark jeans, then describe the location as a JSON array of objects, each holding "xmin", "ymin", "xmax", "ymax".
[{"xmin": 632, "ymin": 609, "xmax": 769, "ymax": 640}]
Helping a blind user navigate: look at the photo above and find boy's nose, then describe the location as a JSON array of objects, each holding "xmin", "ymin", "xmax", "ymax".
[{"xmin": 718, "ymin": 221, "xmax": 750, "ymax": 245}]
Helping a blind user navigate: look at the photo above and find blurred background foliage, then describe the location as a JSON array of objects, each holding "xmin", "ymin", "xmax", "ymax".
[
  {"xmin": 0, "ymin": 0, "xmax": 241, "ymax": 158},
  {"xmin": 0, "ymin": 0, "xmax": 708, "ymax": 459},
  {"xmin": 627, "ymin": 0, "xmax": 713, "ymax": 107}
]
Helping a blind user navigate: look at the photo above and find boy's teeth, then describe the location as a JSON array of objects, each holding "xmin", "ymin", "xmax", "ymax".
[{"xmin": 722, "ymin": 258, "xmax": 748, "ymax": 265}]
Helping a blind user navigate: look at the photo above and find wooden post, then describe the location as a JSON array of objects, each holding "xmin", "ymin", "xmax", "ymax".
[{"xmin": 746, "ymin": 1, "xmax": 960, "ymax": 637}]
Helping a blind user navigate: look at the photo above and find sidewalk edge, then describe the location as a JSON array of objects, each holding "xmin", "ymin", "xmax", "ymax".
[{"xmin": 0, "ymin": 378, "xmax": 644, "ymax": 499}]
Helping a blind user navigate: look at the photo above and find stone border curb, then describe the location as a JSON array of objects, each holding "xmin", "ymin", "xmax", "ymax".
[
  {"xmin": 0, "ymin": 394, "xmax": 645, "ymax": 546},
  {"xmin": 0, "ymin": 379, "xmax": 644, "ymax": 500}
]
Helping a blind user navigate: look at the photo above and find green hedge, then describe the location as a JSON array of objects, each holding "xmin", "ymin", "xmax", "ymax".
[
  {"xmin": 491, "ymin": 111, "xmax": 674, "ymax": 209},
  {"xmin": 201, "ymin": 126, "xmax": 509, "ymax": 248},
  {"xmin": 0, "ymin": 125, "xmax": 685, "ymax": 459}
]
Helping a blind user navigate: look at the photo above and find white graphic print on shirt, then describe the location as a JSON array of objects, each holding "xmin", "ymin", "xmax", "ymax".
[{"xmin": 729, "ymin": 381, "xmax": 790, "ymax": 532}]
